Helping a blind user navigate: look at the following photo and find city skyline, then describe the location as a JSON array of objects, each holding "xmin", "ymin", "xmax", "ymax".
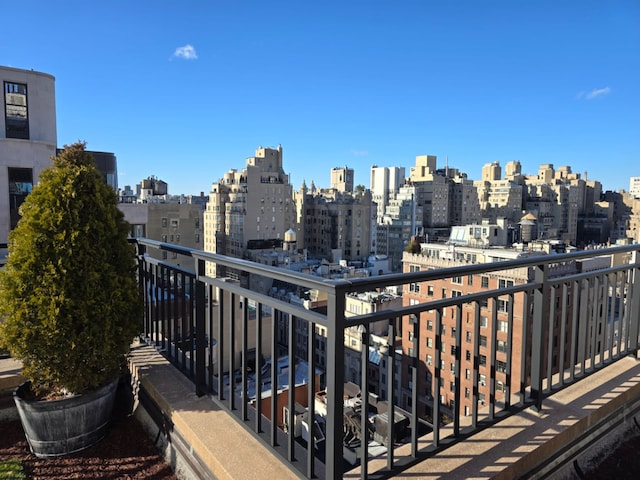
[{"xmin": 3, "ymin": 0, "xmax": 638, "ymax": 194}]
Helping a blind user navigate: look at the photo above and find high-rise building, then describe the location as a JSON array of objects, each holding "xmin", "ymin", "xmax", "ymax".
[
  {"xmin": 204, "ymin": 145, "xmax": 295, "ymax": 279},
  {"xmin": 295, "ymin": 179, "xmax": 373, "ymax": 264},
  {"xmin": 474, "ymin": 161, "xmax": 524, "ymax": 225},
  {"xmin": 375, "ymin": 184, "xmax": 423, "ymax": 272},
  {"xmin": 370, "ymin": 165, "xmax": 406, "ymax": 223},
  {"xmin": 629, "ymin": 177, "xmax": 640, "ymax": 198},
  {"xmin": 401, "ymin": 241, "xmax": 582, "ymax": 419},
  {"xmin": 330, "ymin": 166, "xmax": 354, "ymax": 193},
  {"xmin": 1, "ymin": 66, "xmax": 57, "ymax": 245}
]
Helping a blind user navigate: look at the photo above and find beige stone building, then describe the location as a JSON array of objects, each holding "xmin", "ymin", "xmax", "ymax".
[
  {"xmin": 294, "ymin": 181, "xmax": 373, "ymax": 263},
  {"xmin": 330, "ymin": 165, "xmax": 354, "ymax": 192},
  {"xmin": 409, "ymin": 155, "xmax": 450, "ymax": 235},
  {"xmin": 120, "ymin": 201, "xmax": 204, "ymax": 270},
  {"xmin": 204, "ymin": 145, "xmax": 295, "ymax": 278},
  {"xmin": 474, "ymin": 161, "xmax": 525, "ymax": 225}
]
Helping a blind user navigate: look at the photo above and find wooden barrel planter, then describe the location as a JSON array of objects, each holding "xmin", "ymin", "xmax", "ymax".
[{"xmin": 13, "ymin": 379, "xmax": 118, "ymax": 457}]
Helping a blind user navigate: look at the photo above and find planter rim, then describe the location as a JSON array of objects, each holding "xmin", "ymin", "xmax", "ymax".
[{"xmin": 14, "ymin": 379, "xmax": 119, "ymax": 405}]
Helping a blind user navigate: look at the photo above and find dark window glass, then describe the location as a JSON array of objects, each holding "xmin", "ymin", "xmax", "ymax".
[
  {"xmin": 8, "ymin": 167, "xmax": 33, "ymax": 229},
  {"xmin": 4, "ymin": 82, "xmax": 29, "ymax": 139}
]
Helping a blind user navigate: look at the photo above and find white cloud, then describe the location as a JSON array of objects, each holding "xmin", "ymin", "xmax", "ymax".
[
  {"xmin": 578, "ymin": 87, "xmax": 611, "ymax": 100},
  {"xmin": 350, "ymin": 149, "xmax": 369, "ymax": 157},
  {"xmin": 172, "ymin": 44, "xmax": 198, "ymax": 60}
]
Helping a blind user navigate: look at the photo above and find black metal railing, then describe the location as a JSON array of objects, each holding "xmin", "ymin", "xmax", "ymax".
[{"xmin": 132, "ymin": 239, "xmax": 640, "ymax": 479}]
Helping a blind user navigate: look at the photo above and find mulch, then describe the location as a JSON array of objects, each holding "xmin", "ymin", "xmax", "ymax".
[{"xmin": 0, "ymin": 415, "xmax": 177, "ymax": 479}]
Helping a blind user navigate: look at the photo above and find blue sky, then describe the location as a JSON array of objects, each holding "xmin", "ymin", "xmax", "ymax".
[{"xmin": 3, "ymin": 0, "xmax": 639, "ymax": 194}]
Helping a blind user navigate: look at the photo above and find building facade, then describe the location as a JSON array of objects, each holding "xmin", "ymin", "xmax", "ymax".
[
  {"xmin": 1, "ymin": 66, "xmax": 57, "ymax": 245},
  {"xmin": 204, "ymin": 145, "xmax": 295, "ymax": 278},
  {"xmin": 400, "ymin": 243, "xmax": 578, "ymax": 421}
]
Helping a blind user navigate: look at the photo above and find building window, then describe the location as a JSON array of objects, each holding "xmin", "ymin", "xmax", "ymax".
[
  {"xmin": 497, "ymin": 340, "xmax": 508, "ymax": 353},
  {"xmin": 498, "ymin": 279, "xmax": 514, "ymax": 289},
  {"xmin": 452, "ymin": 275, "xmax": 463, "ymax": 285},
  {"xmin": 8, "ymin": 167, "xmax": 33, "ymax": 229},
  {"xmin": 497, "ymin": 360, "xmax": 507, "ymax": 373},
  {"xmin": 427, "ymin": 320, "xmax": 433, "ymax": 331},
  {"xmin": 426, "ymin": 337, "xmax": 433, "ymax": 348},
  {"xmin": 480, "ymin": 335, "xmax": 487, "ymax": 347},
  {"xmin": 171, "ymin": 219, "xmax": 179, "ymax": 228},
  {"xmin": 480, "ymin": 354, "xmax": 487, "ymax": 366},
  {"xmin": 498, "ymin": 321, "xmax": 509, "ymax": 333},
  {"xmin": 427, "ymin": 285, "xmax": 434, "ymax": 296},
  {"xmin": 467, "ymin": 275, "xmax": 474, "ymax": 286},
  {"xmin": 195, "ymin": 233, "xmax": 200, "ymax": 243},
  {"xmin": 498, "ymin": 299, "xmax": 509, "ymax": 313},
  {"xmin": 409, "ymin": 265, "xmax": 420, "ymax": 292},
  {"xmin": 481, "ymin": 276, "xmax": 489, "ymax": 288},
  {"xmin": 162, "ymin": 217, "xmax": 168, "ymax": 227},
  {"xmin": 4, "ymin": 82, "xmax": 29, "ymax": 139},
  {"xmin": 466, "ymin": 331, "xmax": 472, "ymax": 342},
  {"xmin": 426, "ymin": 354, "xmax": 432, "ymax": 366},
  {"xmin": 480, "ymin": 316, "xmax": 488, "ymax": 328}
]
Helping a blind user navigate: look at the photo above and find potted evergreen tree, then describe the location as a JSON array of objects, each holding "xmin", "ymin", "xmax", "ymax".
[{"xmin": 0, "ymin": 142, "xmax": 142, "ymax": 457}]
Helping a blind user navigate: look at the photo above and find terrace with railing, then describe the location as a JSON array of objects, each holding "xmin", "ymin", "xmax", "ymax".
[{"xmin": 131, "ymin": 239, "xmax": 640, "ymax": 479}]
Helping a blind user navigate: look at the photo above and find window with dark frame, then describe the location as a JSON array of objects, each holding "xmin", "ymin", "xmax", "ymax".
[
  {"xmin": 4, "ymin": 81, "xmax": 29, "ymax": 139},
  {"xmin": 8, "ymin": 167, "xmax": 33, "ymax": 229}
]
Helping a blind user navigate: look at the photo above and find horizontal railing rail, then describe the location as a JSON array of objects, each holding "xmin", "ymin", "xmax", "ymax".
[{"xmin": 132, "ymin": 239, "xmax": 640, "ymax": 479}]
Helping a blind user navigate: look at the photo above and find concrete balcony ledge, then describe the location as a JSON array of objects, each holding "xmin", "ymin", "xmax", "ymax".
[
  {"xmin": 347, "ymin": 354, "xmax": 640, "ymax": 479},
  {"xmin": 0, "ymin": 356, "xmax": 23, "ymax": 421},
  {"xmin": 127, "ymin": 342, "xmax": 299, "ymax": 480}
]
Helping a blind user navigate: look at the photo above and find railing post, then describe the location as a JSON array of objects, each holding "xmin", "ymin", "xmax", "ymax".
[
  {"xmin": 325, "ymin": 282, "xmax": 346, "ymax": 480},
  {"xmin": 135, "ymin": 241, "xmax": 148, "ymax": 338},
  {"xmin": 628, "ymin": 248, "xmax": 640, "ymax": 355},
  {"xmin": 195, "ymin": 257, "xmax": 207, "ymax": 396},
  {"xmin": 530, "ymin": 263, "xmax": 547, "ymax": 410}
]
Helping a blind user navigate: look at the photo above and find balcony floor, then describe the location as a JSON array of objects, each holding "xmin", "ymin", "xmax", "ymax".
[{"xmin": 346, "ymin": 355, "xmax": 640, "ymax": 479}]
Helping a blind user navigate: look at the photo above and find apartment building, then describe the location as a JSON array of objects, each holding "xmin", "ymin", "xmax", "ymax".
[
  {"xmin": 401, "ymin": 241, "xmax": 580, "ymax": 420},
  {"xmin": 375, "ymin": 183, "xmax": 423, "ymax": 272},
  {"xmin": 330, "ymin": 165, "xmax": 354, "ymax": 192},
  {"xmin": 474, "ymin": 161, "xmax": 525, "ymax": 225},
  {"xmin": 370, "ymin": 165, "xmax": 406, "ymax": 223},
  {"xmin": 630, "ymin": 177, "xmax": 640, "ymax": 198},
  {"xmin": 1, "ymin": 66, "xmax": 57, "ymax": 246},
  {"xmin": 294, "ymin": 179, "xmax": 373, "ymax": 264},
  {"xmin": 409, "ymin": 155, "xmax": 450, "ymax": 235},
  {"xmin": 204, "ymin": 145, "xmax": 295, "ymax": 279}
]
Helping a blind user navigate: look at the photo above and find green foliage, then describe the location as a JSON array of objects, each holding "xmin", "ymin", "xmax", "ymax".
[
  {"xmin": 0, "ymin": 459, "xmax": 26, "ymax": 479},
  {"xmin": 0, "ymin": 142, "xmax": 142, "ymax": 396},
  {"xmin": 405, "ymin": 238, "xmax": 421, "ymax": 254}
]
